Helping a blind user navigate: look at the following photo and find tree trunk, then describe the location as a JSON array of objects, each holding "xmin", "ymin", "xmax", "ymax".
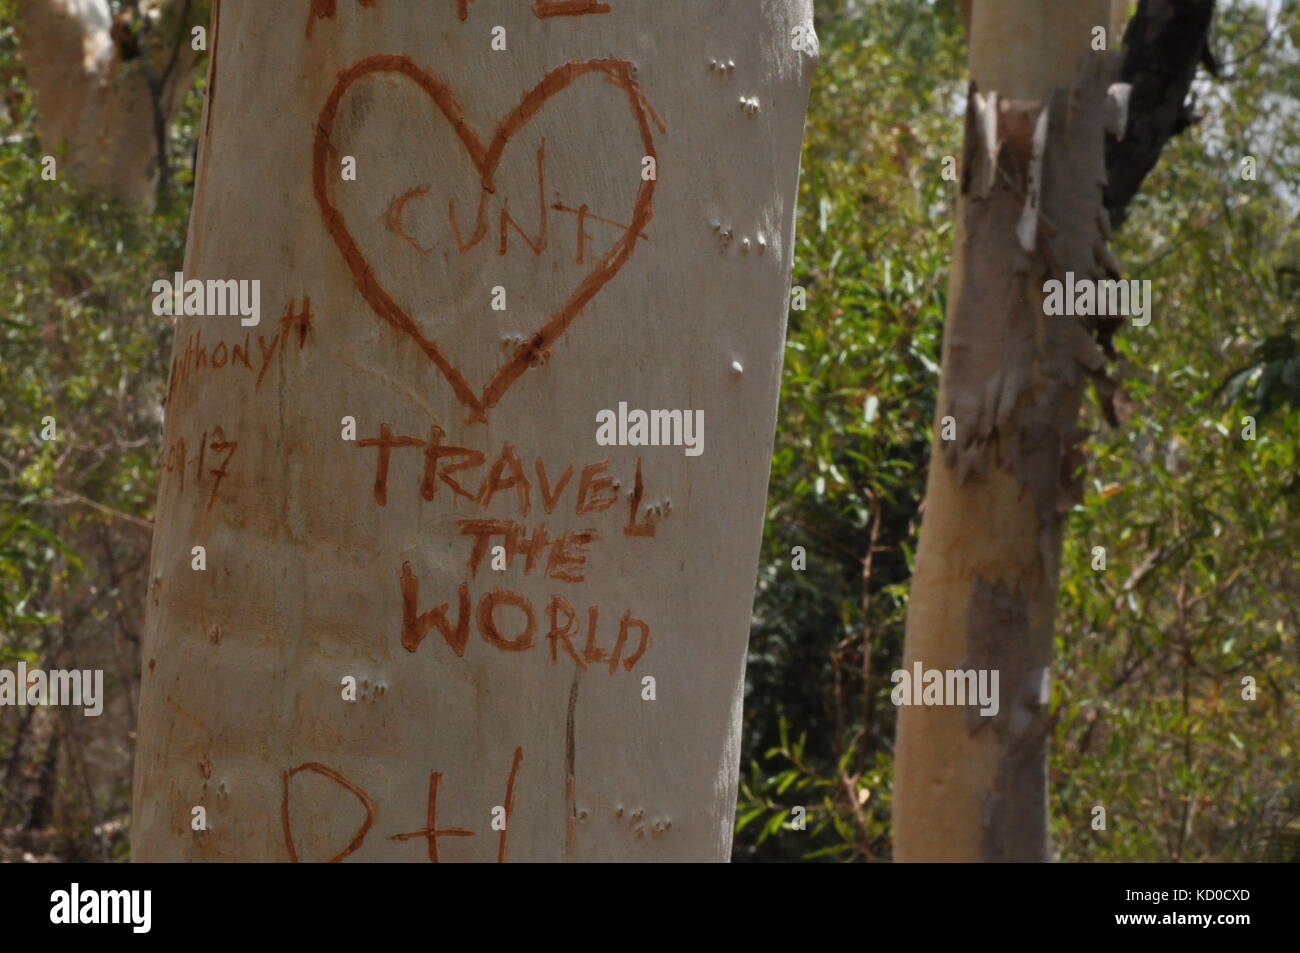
[
  {"xmin": 893, "ymin": 0, "xmax": 1126, "ymax": 862},
  {"xmin": 132, "ymin": 0, "xmax": 814, "ymax": 862},
  {"xmin": 16, "ymin": 0, "xmax": 204, "ymax": 211}
]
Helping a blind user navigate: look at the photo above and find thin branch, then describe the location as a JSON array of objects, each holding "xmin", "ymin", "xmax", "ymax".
[{"xmin": 45, "ymin": 489, "xmax": 154, "ymax": 532}]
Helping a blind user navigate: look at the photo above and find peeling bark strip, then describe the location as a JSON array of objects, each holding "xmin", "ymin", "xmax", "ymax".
[
  {"xmin": 946, "ymin": 55, "xmax": 1119, "ymax": 587},
  {"xmin": 205, "ymin": 0, "xmax": 222, "ymax": 139}
]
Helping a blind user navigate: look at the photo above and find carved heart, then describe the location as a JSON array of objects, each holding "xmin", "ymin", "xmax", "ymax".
[{"xmin": 313, "ymin": 54, "xmax": 660, "ymax": 422}]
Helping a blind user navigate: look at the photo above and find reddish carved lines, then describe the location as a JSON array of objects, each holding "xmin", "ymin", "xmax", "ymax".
[
  {"xmin": 308, "ymin": 0, "xmax": 608, "ymax": 36},
  {"xmin": 283, "ymin": 749, "xmax": 525, "ymax": 862},
  {"xmin": 305, "ymin": 0, "xmax": 376, "ymax": 38},
  {"xmin": 394, "ymin": 140, "xmax": 651, "ymax": 265},
  {"xmin": 313, "ymin": 55, "xmax": 663, "ymax": 422},
  {"xmin": 282, "ymin": 762, "xmax": 377, "ymax": 863},
  {"xmin": 163, "ymin": 426, "xmax": 237, "ymax": 509},
  {"xmin": 354, "ymin": 424, "xmax": 658, "ymax": 539},
  {"xmin": 497, "ymin": 746, "xmax": 523, "ymax": 863},
  {"xmin": 533, "ymin": 0, "xmax": 611, "ymax": 17},
  {"xmin": 387, "ymin": 772, "xmax": 473, "ymax": 862},
  {"xmin": 385, "ymin": 185, "xmax": 435, "ymax": 255},
  {"xmin": 166, "ymin": 298, "xmax": 314, "ymax": 404},
  {"xmin": 399, "ymin": 563, "xmax": 651, "ymax": 672}
]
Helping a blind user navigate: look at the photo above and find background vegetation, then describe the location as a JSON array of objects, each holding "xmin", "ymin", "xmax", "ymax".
[
  {"xmin": 0, "ymin": 0, "xmax": 1296, "ymax": 862},
  {"xmin": 738, "ymin": 0, "xmax": 1300, "ymax": 862}
]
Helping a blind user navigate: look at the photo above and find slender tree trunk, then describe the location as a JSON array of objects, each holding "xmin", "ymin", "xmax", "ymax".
[
  {"xmin": 893, "ymin": 0, "xmax": 1126, "ymax": 862},
  {"xmin": 16, "ymin": 0, "xmax": 203, "ymax": 211},
  {"xmin": 132, "ymin": 0, "xmax": 814, "ymax": 862}
]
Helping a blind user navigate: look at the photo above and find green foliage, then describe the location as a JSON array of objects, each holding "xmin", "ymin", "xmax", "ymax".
[
  {"xmin": 738, "ymin": 0, "xmax": 1300, "ymax": 862},
  {"xmin": 1051, "ymin": 0, "xmax": 1300, "ymax": 862},
  {"xmin": 737, "ymin": 0, "xmax": 965, "ymax": 862},
  {"xmin": 0, "ymin": 0, "xmax": 1294, "ymax": 865},
  {"xmin": 0, "ymin": 1, "xmax": 204, "ymax": 852}
]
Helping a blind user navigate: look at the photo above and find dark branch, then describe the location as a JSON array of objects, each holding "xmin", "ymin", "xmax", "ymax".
[{"xmin": 1104, "ymin": 0, "xmax": 1217, "ymax": 229}]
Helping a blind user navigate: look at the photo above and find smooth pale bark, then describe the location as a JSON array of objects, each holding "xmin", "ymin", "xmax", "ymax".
[
  {"xmin": 16, "ymin": 0, "xmax": 201, "ymax": 211},
  {"xmin": 893, "ymin": 0, "xmax": 1125, "ymax": 862},
  {"xmin": 132, "ymin": 0, "xmax": 814, "ymax": 861}
]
